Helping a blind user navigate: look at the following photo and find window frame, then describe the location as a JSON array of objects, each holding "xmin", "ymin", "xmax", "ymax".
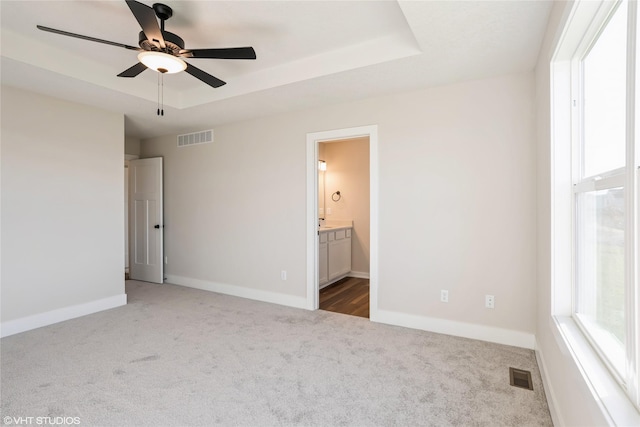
[
  {"xmin": 571, "ymin": 0, "xmax": 630, "ymax": 384},
  {"xmin": 552, "ymin": 0, "xmax": 640, "ymax": 415}
]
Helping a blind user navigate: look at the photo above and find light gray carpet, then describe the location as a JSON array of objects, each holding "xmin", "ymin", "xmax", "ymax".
[{"xmin": 1, "ymin": 281, "xmax": 552, "ymax": 426}]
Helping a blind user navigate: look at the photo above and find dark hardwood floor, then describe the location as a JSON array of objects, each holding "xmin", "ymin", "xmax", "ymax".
[{"xmin": 319, "ymin": 277, "xmax": 369, "ymax": 318}]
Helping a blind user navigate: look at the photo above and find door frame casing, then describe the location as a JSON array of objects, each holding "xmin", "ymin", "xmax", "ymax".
[
  {"xmin": 125, "ymin": 154, "xmax": 139, "ymax": 274},
  {"xmin": 305, "ymin": 125, "xmax": 378, "ymax": 320}
]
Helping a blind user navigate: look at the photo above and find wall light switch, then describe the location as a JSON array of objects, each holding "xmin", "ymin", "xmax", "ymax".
[{"xmin": 281, "ymin": 270, "xmax": 287, "ymax": 281}]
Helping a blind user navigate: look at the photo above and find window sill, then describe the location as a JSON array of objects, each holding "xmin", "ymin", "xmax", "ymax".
[{"xmin": 553, "ymin": 316, "xmax": 639, "ymax": 426}]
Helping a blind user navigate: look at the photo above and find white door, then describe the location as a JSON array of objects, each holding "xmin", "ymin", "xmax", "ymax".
[{"xmin": 129, "ymin": 158, "xmax": 163, "ymax": 283}]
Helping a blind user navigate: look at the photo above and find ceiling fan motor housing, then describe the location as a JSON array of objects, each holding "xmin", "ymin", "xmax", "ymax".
[
  {"xmin": 137, "ymin": 3, "xmax": 182, "ymax": 54},
  {"xmin": 138, "ymin": 30, "xmax": 184, "ymax": 54}
]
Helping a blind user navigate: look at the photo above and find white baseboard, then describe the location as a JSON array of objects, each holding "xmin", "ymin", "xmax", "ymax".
[
  {"xmin": 321, "ymin": 272, "xmax": 370, "ymax": 290},
  {"xmin": 373, "ymin": 309, "xmax": 535, "ymax": 349},
  {"xmin": 349, "ymin": 271, "xmax": 370, "ymax": 279},
  {"xmin": 1, "ymin": 294, "xmax": 127, "ymax": 338},
  {"xmin": 165, "ymin": 275, "xmax": 308, "ymax": 310},
  {"xmin": 534, "ymin": 340, "xmax": 563, "ymax": 427}
]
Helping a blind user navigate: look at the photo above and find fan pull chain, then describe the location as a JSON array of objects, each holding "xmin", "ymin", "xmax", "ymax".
[
  {"xmin": 157, "ymin": 72, "xmax": 160, "ymax": 116},
  {"xmin": 156, "ymin": 72, "xmax": 165, "ymax": 117}
]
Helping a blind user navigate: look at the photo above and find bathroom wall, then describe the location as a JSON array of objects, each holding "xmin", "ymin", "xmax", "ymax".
[
  {"xmin": 322, "ymin": 137, "xmax": 370, "ymax": 276},
  {"xmin": 318, "ymin": 143, "xmax": 327, "ymax": 218}
]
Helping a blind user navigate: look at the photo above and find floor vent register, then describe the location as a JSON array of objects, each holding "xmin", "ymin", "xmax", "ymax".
[{"xmin": 509, "ymin": 367, "xmax": 533, "ymax": 390}]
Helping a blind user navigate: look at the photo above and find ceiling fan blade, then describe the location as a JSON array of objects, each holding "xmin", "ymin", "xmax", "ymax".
[
  {"xmin": 36, "ymin": 25, "xmax": 142, "ymax": 51},
  {"xmin": 185, "ymin": 63, "xmax": 226, "ymax": 88},
  {"xmin": 181, "ymin": 47, "xmax": 256, "ymax": 60},
  {"xmin": 117, "ymin": 62, "xmax": 147, "ymax": 78},
  {"xmin": 125, "ymin": 0, "xmax": 165, "ymax": 50}
]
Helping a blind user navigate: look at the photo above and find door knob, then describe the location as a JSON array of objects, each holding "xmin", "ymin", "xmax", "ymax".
[{"xmin": 154, "ymin": 224, "xmax": 160, "ymax": 229}]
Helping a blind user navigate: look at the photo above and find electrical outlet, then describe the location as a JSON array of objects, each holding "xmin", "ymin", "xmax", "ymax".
[
  {"xmin": 440, "ymin": 290, "xmax": 449, "ymax": 303},
  {"xmin": 485, "ymin": 295, "xmax": 495, "ymax": 309},
  {"xmin": 281, "ymin": 270, "xmax": 287, "ymax": 281},
  {"xmin": 165, "ymin": 256, "xmax": 168, "ymax": 264}
]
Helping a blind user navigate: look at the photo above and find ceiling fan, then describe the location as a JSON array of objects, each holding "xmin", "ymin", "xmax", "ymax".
[{"xmin": 37, "ymin": 0, "xmax": 256, "ymax": 89}]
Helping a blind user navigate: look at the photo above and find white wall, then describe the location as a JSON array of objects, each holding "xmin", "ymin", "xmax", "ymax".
[
  {"xmin": 534, "ymin": 2, "xmax": 611, "ymax": 425},
  {"xmin": 1, "ymin": 86, "xmax": 126, "ymax": 335},
  {"xmin": 142, "ymin": 71, "xmax": 537, "ymax": 345}
]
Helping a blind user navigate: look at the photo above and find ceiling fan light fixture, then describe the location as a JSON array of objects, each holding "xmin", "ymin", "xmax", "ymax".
[{"xmin": 137, "ymin": 51, "xmax": 186, "ymax": 74}]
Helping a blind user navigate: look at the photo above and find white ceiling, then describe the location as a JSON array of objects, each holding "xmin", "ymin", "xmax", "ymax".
[{"xmin": 0, "ymin": 1, "xmax": 553, "ymax": 140}]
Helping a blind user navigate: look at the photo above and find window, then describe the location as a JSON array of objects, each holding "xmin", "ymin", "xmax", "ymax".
[
  {"xmin": 554, "ymin": 0, "xmax": 640, "ymax": 412},
  {"xmin": 573, "ymin": 1, "xmax": 629, "ymax": 381},
  {"xmin": 581, "ymin": 2, "xmax": 627, "ymax": 178},
  {"xmin": 575, "ymin": 187, "xmax": 626, "ymax": 375}
]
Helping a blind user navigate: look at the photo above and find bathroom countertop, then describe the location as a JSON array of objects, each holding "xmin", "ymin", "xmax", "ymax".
[{"xmin": 319, "ymin": 225, "xmax": 352, "ymax": 232}]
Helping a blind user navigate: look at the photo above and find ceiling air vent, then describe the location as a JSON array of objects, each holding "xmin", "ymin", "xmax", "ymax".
[{"xmin": 177, "ymin": 129, "xmax": 214, "ymax": 147}]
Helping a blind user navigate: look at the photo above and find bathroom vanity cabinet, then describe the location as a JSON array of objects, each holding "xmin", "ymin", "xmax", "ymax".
[{"xmin": 319, "ymin": 226, "xmax": 352, "ymax": 288}]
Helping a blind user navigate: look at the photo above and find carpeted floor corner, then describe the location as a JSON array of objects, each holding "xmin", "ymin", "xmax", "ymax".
[{"xmin": 1, "ymin": 280, "xmax": 553, "ymax": 426}]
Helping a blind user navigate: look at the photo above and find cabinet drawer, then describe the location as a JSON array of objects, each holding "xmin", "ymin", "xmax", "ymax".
[
  {"xmin": 319, "ymin": 232, "xmax": 328, "ymax": 243},
  {"xmin": 335, "ymin": 229, "xmax": 346, "ymax": 240}
]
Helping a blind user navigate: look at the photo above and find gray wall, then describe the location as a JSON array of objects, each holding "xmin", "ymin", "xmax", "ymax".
[
  {"xmin": 1, "ymin": 86, "xmax": 125, "ymax": 325},
  {"xmin": 125, "ymin": 136, "xmax": 141, "ymax": 156},
  {"xmin": 142, "ymin": 71, "xmax": 537, "ymax": 340}
]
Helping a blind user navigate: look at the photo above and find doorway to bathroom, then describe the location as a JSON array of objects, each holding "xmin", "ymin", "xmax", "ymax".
[
  {"xmin": 319, "ymin": 276, "xmax": 370, "ymax": 318},
  {"xmin": 317, "ymin": 137, "xmax": 370, "ymax": 318},
  {"xmin": 306, "ymin": 125, "xmax": 378, "ymax": 320}
]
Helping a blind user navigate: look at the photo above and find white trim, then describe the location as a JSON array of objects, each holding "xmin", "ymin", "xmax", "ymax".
[
  {"xmin": 557, "ymin": 0, "xmax": 640, "ymax": 414},
  {"xmin": 1, "ymin": 294, "xmax": 127, "ymax": 338},
  {"xmin": 535, "ymin": 340, "xmax": 565, "ymax": 427},
  {"xmin": 166, "ymin": 275, "xmax": 308, "ymax": 310},
  {"xmin": 550, "ymin": 58, "xmax": 574, "ymax": 317},
  {"xmin": 305, "ymin": 125, "xmax": 379, "ymax": 317},
  {"xmin": 348, "ymin": 271, "xmax": 370, "ymax": 279},
  {"xmin": 553, "ymin": 0, "xmax": 617, "ymax": 60},
  {"xmin": 573, "ymin": 171, "xmax": 627, "ymax": 192},
  {"xmin": 554, "ymin": 316, "xmax": 640, "ymax": 426},
  {"xmin": 306, "ymin": 132, "xmax": 319, "ymax": 310},
  {"xmin": 369, "ymin": 130, "xmax": 379, "ymax": 321},
  {"xmin": 626, "ymin": 0, "xmax": 639, "ymax": 408},
  {"xmin": 320, "ymin": 272, "xmax": 369, "ymax": 290},
  {"xmin": 320, "ymin": 274, "xmax": 350, "ymax": 289},
  {"xmin": 374, "ymin": 309, "xmax": 535, "ymax": 349}
]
